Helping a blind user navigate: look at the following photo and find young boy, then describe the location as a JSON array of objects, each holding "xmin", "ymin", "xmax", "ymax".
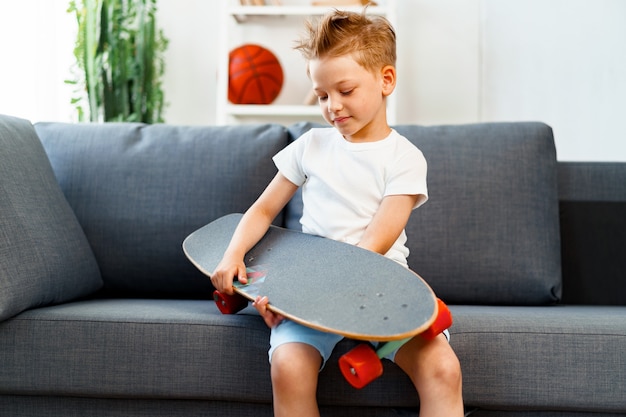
[{"xmin": 211, "ymin": 9, "xmax": 463, "ymax": 417}]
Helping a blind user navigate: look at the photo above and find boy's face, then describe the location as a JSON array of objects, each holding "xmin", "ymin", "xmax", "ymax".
[{"xmin": 309, "ymin": 54, "xmax": 395, "ymax": 142}]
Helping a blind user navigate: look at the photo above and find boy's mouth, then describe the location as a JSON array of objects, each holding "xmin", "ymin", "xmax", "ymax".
[{"xmin": 333, "ymin": 116, "xmax": 350, "ymax": 124}]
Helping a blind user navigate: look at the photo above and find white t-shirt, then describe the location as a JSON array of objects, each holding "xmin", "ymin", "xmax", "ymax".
[{"xmin": 273, "ymin": 128, "xmax": 428, "ymax": 266}]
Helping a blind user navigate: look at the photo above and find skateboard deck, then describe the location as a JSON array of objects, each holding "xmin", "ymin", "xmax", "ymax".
[
  {"xmin": 183, "ymin": 213, "xmax": 452, "ymax": 388},
  {"xmin": 183, "ymin": 213, "xmax": 442, "ymax": 341}
]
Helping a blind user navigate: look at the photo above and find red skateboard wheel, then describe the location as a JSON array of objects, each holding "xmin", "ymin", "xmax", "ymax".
[
  {"xmin": 420, "ymin": 298, "xmax": 453, "ymax": 340},
  {"xmin": 213, "ymin": 290, "xmax": 248, "ymax": 314},
  {"xmin": 339, "ymin": 344, "xmax": 384, "ymax": 389}
]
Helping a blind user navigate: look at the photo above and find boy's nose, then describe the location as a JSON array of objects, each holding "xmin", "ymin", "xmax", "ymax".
[{"xmin": 327, "ymin": 94, "xmax": 343, "ymax": 113}]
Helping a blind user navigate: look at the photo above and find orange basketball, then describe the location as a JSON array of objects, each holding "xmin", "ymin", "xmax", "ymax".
[{"xmin": 228, "ymin": 44, "xmax": 284, "ymax": 105}]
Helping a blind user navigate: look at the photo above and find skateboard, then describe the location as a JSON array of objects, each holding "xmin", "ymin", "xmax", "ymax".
[{"xmin": 183, "ymin": 213, "xmax": 452, "ymax": 389}]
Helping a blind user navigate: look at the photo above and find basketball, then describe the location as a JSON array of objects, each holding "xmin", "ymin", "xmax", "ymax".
[{"xmin": 228, "ymin": 44, "xmax": 284, "ymax": 105}]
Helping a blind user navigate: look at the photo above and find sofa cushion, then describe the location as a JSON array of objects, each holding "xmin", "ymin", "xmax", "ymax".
[
  {"xmin": 3, "ymin": 301, "xmax": 623, "ymax": 414},
  {"xmin": 450, "ymin": 305, "xmax": 626, "ymax": 412},
  {"xmin": 35, "ymin": 123, "xmax": 287, "ymax": 298},
  {"xmin": 0, "ymin": 115, "xmax": 102, "ymax": 321},
  {"xmin": 395, "ymin": 123, "xmax": 562, "ymax": 305},
  {"xmin": 0, "ymin": 299, "xmax": 415, "ymax": 409},
  {"xmin": 287, "ymin": 122, "xmax": 562, "ymax": 305}
]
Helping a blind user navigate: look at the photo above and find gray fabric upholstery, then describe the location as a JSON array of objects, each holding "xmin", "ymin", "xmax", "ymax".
[
  {"xmin": 34, "ymin": 123, "xmax": 287, "ymax": 298},
  {"xmin": 0, "ymin": 299, "xmax": 416, "ymax": 408},
  {"xmin": 469, "ymin": 412, "xmax": 626, "ymax": 417},
  {"xmin": 450, "ymin": 305, "xmax": 626, "ymax": 412},
  {"xmin": 557, "ymin": 163, "xmax": 626, "ymax": 305},
  {"xmin": 1, "ymin": 398, "xmax": 624, "ymax": 417},
  {"xmin": 0, "ymin": 397, "xmax": 276, "ymax": 417},
  {"xmin": 2, "ymin": 301, "xmax": 623, "ymax": 414},
  {"xmin": 395, "ymin": 123, "xmax": 562, "ymax": 305},
  {"xmin": 0, "ymin": 300, "xmax": 272, "ymax": 401},
  {"xmin": 0, "ymin": 115, "xmax": 101, "ymax": 321},
  {"xmin": 558, "ymin": 162, "xmax": 626, "ymax": 202},
  {"xmin": 0, "ymin": 396, "xmax": 423, "ymax": 417}
]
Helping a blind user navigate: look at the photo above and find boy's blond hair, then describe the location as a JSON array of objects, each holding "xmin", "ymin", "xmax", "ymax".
[{"xmin": 294, "ymin": 9, "xmax": 396, "ymax": 74}]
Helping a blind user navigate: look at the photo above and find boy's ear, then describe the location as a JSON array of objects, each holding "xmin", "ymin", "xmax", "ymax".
[{"xmin": 381, "ymin": 65, "xmax": 396, "ymax": 96}]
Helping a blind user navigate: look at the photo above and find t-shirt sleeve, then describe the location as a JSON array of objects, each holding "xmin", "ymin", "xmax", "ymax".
[
  {"xmin": 385, "ymin": 143, "xmax": 428, "ymax": 209},
  {"xmin": 272, "ymin": 130, "xmax": 310, "ymax": 187}
]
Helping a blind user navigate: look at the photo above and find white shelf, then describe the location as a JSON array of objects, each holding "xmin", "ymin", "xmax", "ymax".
[
  {"xmin": 217, "ymin": 0, "xmax": 397, "ymax": 125},
  {"xmin": 229, "ymin": 5, "xmax": 391, "ymax": 18},
  {"xmin": 226, "ymin": 104, "xmax": 321, "ymax": 117}
]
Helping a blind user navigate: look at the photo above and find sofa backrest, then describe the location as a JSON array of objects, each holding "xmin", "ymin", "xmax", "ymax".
[
  {"xmin": 558, "ymin": 162, "xmax": 626, "ymax": 305},
  {"xmin": 35, "ymin": 120, "xmax": 570, "ymax": 306},
  {"xmin": 287, "ymin": 122, "xmax": 563, "ymax": 306},
  {"xmin": 36, "ymin": 122, "xmax": 287, "ymax": 299}
]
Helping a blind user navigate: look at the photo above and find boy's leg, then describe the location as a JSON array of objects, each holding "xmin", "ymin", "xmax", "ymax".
[
  {"xmin": 269, "ymin": 320, "xmax": 343, "ymax": 417},
  {"xmin": 393, "ymin": 333, "xmax": 464, "ymax": 417},
  {"xmin": 271, "ymin": 342, "xmax": 322, "ymax": 417}
]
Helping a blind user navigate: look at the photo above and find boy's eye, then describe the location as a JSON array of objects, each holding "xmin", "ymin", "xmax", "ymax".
[
  {"xmin": 318, "ymin": 95, "xmax": 328, "ymax": 102},
  {"xmin": 341, "ymin": 90, "xmax": 354, "ymax": 96}
]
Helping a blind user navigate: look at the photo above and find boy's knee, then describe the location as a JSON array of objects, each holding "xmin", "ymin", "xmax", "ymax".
[
  {"xmin": 431, "ymin": 347, "xmax": 462, "ymax": 386},
  {"xmin": 271, "ymin": 343, "xmax": 322, "ymax": 386},
  {"xmin": 397, "ymin": 336, "xmax": 462, "ymax": 388}
]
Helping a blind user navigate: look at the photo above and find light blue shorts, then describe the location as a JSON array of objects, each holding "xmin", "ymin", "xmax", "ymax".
[{"xmin": 268, "ymin": 319, "xmax": 450, "ymax": 369}]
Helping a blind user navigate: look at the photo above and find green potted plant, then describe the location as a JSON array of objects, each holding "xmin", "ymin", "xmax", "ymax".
[{"xmin": 67, "ymin": 0, "xmax": 168, "ymax": 123}]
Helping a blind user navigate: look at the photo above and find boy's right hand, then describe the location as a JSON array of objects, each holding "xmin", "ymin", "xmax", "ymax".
[
  {"xmin": 253, "ymin": 295, "xmax": 284, "ymax": 328},
  {"xmin": 211, "ymin": 256, "xmax": 248, "ymax": 295}
]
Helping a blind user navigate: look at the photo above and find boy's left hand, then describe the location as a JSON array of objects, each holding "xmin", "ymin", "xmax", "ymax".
[{"xmin": 253, "ymin": 296, "xmax": 284, "ymax": 328}]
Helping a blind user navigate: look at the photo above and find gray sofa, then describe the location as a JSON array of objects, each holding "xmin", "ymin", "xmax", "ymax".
[{"xmin": 0, "ymin": 113, "xmax": 624, "ymax": 416}]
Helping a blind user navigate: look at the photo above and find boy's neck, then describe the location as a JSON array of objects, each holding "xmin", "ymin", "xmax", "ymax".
[{"xmin": 342, "ymin": 123, "xmax": 392, "ymax": 143}]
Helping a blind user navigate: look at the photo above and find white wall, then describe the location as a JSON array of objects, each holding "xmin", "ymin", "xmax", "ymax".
[
  {"xmin": 396, "ymin": 0, "xmax": 481, "ymax": 125},
  {"xmin": 0, "ymin": 0, "xmax": 624, "ymax": 161},
  {"xmin": 481, "ymin": 0, "xmax": 626, "ymax": 161},
  {"xmin": 0, "ymin": 0, "xmax": 76, "ymax": 123},
  {"xmin": 157, "ymin": 0, "xmax": 220, "ymax": 126}
]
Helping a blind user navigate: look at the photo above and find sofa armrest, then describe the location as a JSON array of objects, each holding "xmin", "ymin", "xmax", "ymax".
[{"xmin": 558, "ymin": 162, "xmax": 626, "ymax": 305}]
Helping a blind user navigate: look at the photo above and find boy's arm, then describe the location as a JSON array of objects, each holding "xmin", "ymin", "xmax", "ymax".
[
  {"xmin": 211, "ymin": 172, "xmax": 299, "ymax": 295},
  {"xmin": 357, "ymin": 194, "xmax": 419, "ymax": 255}
]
